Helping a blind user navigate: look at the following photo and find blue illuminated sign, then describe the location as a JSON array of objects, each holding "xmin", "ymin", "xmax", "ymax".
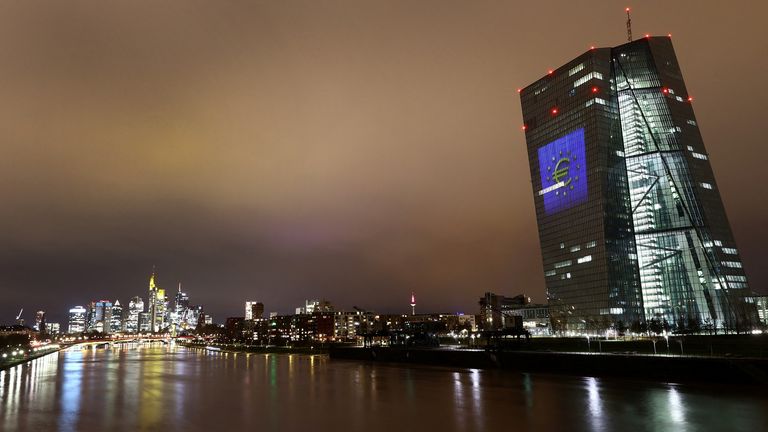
[{"xmin": 537, "ymin": 128, "xmax": 587, "ymax": 214}]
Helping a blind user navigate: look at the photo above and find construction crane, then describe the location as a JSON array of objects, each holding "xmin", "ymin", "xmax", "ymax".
[{"xmin": 16, "ymin": 308, "xmax": 24, "ymax": 326}]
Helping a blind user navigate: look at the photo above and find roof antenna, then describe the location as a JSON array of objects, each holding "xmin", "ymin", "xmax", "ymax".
[{"xmin": 626, "ymin": 7, "xmax": 632, "ymax": 42}]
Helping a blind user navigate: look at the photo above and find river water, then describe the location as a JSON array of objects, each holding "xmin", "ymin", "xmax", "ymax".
[{"xmin": 0, "ymin": 345, "xmax": 766, "ymax": 431}]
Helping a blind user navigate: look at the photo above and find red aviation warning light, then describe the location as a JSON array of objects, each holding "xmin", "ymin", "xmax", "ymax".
[
  {"xmin": 551, "ymin": 107, "xmax": 559, "ymax": 115},
  {"xmin": 591, "ymin": 86, "xmax": 599, "ymax": 93}
]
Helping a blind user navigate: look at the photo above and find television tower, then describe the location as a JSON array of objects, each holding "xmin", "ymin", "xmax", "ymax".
[{"xmin": 410, "ymin": 292, "xmax": 416, "ymax": 316}]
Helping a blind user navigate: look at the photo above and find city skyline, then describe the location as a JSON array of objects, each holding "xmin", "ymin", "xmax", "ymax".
[{"xmin": 2, "ymin": 2, "xmax": 767, "ymax": 325}]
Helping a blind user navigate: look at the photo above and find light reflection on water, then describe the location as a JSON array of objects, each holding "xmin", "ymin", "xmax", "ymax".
[{"xmin": 0, "ymin": 346, "xmax": 766, "ymax": 432}]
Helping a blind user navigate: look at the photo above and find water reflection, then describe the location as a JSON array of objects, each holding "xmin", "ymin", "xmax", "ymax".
[{"xmin": 0, "ymin": 346, "xmax": 766, "ymax": 432}]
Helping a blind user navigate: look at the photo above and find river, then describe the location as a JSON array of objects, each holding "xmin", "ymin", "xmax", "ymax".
[{"xmin": 0, "ymin": 344, "xmax": 766, "ymax": 431}]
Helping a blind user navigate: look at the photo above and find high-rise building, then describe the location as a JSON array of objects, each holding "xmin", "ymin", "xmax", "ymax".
[
  {"xmin": 520, "ymin": 36, "xmax": 756, "ymax": 333},
  {"xmin": 110, "ymin": 300, "xmax": 123, "ymax": 333},
  {"xmin": 125, "ymin": 296, "xmax": 144, "ymax": 333},
  {"xmin": 46, "ymin": 322, "xmax": 60, "ymax": 335},
  {"xmin": 87, "ymin": 300, "xmax": 113, "ymax": 333},
  {"xmin": 67, "ymin": 306, "xmax": 87, "ymax": 334},
  {"xmin": 245, "ymin": 301, "xmax": 264, "ymax": 320},
  {"xmin": 147, "ymin": 269, "xmax": 159, "ymax": 332},
  {"xmin": 138, "ymin": 312, "xmax": 151, "ymax": 332},
  {"xmin": 146, "ymin": 269, "xmax": 169, "ymax": 332},
  {"xmin": 34, "ymin": 310, "xmax": 46, "ymax": 333}
]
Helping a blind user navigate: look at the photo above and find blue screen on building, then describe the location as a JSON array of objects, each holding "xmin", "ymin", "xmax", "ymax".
[{"xmin": 537, "ymin": 128, "xmax": 587, "ymax": 214}]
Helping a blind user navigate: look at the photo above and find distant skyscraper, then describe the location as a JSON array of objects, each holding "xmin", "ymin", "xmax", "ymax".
[
  {"xmin": 172, "ymin": 283, "xmax": 190, "ymax": 331},
  {"xmin": 110, "ymin": 300, "xmax": 123, "ymax": 333},
  {"xmin": 87, "ymin": 300, "xmax": 113, "ymax": 333},
  {"xmin": 138, "ymin": 312, "xmax": 151, "ymax": 332},
  {"xmin": 67, "ymin": 306, "xmax": 87, "ymax": 334},
  {"xmin": 245, "ymin": 301, "xmax": 264, "ymax": 320},
  {"xmin": 147, "ymin": 269, "xmax": 168, "ymax": 332},
  {"xmin": 34, "ymin": 310, "xmax": 46, "ymax": 333},
  {"xmin": 148, "ymin": 269, "xmax": 159, "ymax": 332},
  {"xmin": 125, "ymin": 296, "xmax": 144, "ymax": 333},
  {"xmin": 46, "ymin": 322, "xmax": 60, "ymax": 335},
  {"xmin": 520, "ymin": 36, "xmax": 756, "ymax": 332}
]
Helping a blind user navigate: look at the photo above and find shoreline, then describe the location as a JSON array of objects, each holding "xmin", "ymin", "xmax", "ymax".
[
  {"xmin": 177, "ymin": 341, "xmax": 330, "ymax": 355},
  {"xmin": 329, "ymin": 346, "xmax": 768, "ymax": 385},
  {"xmin": 0, "ymin": 347, "xmax": 62, "ymax": 372}
]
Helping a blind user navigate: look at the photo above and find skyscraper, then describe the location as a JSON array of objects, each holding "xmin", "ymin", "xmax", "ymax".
[
  {"xmin": 87, "ymin": 300, "xmax": 113, "ymax": 333},
  {"xmin": 110, "ymin": 300, "xmax": 123, "ymax": 333},
  {"xmin": 67, "ymin": 306, "xmax": 87, "ymax": 334},
  {"xmin": 520, "ymin": 36, "xmax": 756, "ymax": 333},
  {"xmin": 245, "ymin": 301, "xmax": 264, "ymax": 320},
  {"xmin": 125, "ymin": 296, "xmax": 144, "ymax": 333}
]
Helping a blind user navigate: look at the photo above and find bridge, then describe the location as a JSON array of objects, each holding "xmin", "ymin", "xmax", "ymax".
[{"xmin": 65, "ymin": 336, "xmax": 192, "ymax": 350}]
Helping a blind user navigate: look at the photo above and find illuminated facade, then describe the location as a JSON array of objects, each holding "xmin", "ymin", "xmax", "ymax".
[
  {"xmin": 125, "ymin": 296, "xmax": 144, "ymax": 333},
  {"xmin": 521, "ymin": 36, "xmax": 756, "ymax": 332},
  {"xmin": 68, "ymin": 306, "xmax": 87, "ymax": 333},
  {"xmin": 147, "ymin": 270, "xmax": 168, "ymax": 332}
]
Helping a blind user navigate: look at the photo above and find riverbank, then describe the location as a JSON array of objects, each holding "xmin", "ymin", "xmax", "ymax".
[
  {"xmin": 178, "ymin": 341, "xmax": 330, "ymax": 355},
  {"xmin": 330, "ymin": 346, "xmax": 768, "ymax": 384},
  {"xmin": 0, "ymin": 346, "xmax": 61, "ymax": 372}
]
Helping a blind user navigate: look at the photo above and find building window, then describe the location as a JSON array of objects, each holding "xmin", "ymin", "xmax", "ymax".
[
  {"xmin": 573, "ymin": 72, "xmax": 603, "ymax": 88},
  {"xmin": 721, "ymin": 261, "xmax": 743, "ymax": 269},
  {"xmin": 700, "ymin": 182, "xmax": 713, "ymax": 190},
  {"xmin": 577, "ymin": 255, "xmax": 593, "ymax": 264},
  {"xmin": 722, "ymin": 247, "xmax": 738, "ymax": 255},
  {"xmin": 554, "ymin": 260, "xmax": 572, "ymax": 269},
  {"xmin": 570, "ymin": 245, "xmax": 581, "ymax": 253},
  {"xmin": 544, "ymin": 270, "xmax": 556, "ymax": 277},
  {"xmin": 585, "ymin": 241, "xmax": 596, "ymax": 248},
  {"xmin": 568, "ymin": 63, "xmax": 584, "ymax": 76},
  {"xmin": 692, "ymin": 152, "xmax": 708, "ymax": 160}
]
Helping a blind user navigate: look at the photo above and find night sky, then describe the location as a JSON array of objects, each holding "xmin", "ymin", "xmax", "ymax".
[{"xmin": 2, "ymin": 1, "xmax": 766, "ymax": 324}]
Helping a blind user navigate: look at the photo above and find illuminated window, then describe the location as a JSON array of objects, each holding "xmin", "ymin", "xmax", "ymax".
[
  {"xmin": 573, "ymin": 72, "xmax": 603, "ymax": 88},
  {"xmin": 585, "ymin": 241, "xmax": 596, "ymax": 248},
  {"xmin": 568, "ymin": 63, "xmax": 584, "ymax": 76},
  {"xmin": 692, "ymin": 152, "xmax": 708, "ymax": 160},
  {"xmin": 570, "ymin": 245, "xmax": 581, "ymax": 252},
  {"xmin": 722, "ymin": 247, "xmax": 738, "ymax": 255},
  {"xmin": 700, "ymin": 182, "xmax": 713, "ymax": 190},
  {"xmin": 544, "ymin": 270, "xmax": 556, "ymax": 277},
  {"xmin": 554, "ymin": 260, "xmax": 572, "ymax": 269},
  {"xmin": 721, "ymin": 261, "xmax": 743, "ymax": 269},
  {"xmin": 687, "ymin": 120, "xmax": 697, "ymax": 126},
  {"xmin": 577, "ymin": 255, "xmax": 592, "ymax": 264}
]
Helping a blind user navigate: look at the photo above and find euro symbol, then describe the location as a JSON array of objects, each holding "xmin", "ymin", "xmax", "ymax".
[{"xmin": 552, "ymin": 157, "xmax": 571, "ymax": 186}]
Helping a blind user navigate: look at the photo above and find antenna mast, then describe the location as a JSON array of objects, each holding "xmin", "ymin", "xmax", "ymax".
[{"xmin": 626, "ymin": 7, "xmax": 632, "ymax": 42}]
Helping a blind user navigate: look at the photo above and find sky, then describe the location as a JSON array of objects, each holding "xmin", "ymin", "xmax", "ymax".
[{"xmin": 1, "ymin": 1, "xmax": 766, "ymax": 324}]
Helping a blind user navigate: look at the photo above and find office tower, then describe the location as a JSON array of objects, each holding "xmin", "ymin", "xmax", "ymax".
[
  {"xmin": 245, "ymin": 301, "xmax": 264, "ymax": 320},
  {"xmin": 87, "ymin": 300, "xmax": 113, "ymax": 333},
  {"xmin": 67, "ymin": 306, "xmax": 87, "ymax": 334},
  {"xmin": 148, "ymin": 269, "xmax": 159, "ymax": 332},
  {"xmin": 125, "ymin": 296, "xmax": 144, "ymax": 333},
  {"xmin": 110, "ymin": 300, "xmax": 123, "ymax": 333},
  {"xmin": 172, "ymin": 284, "xmax": 190, "ymax": 330},
  {"xmin": 138, "ymin": 312, "xmax": 151, "ymax": 332},
  {"xmin": 46, "ymin": 322, "xmax": 60, "ymax": 335},
  {"xmin": 34, "ymin": 310, "xmax": 46, "ymax": 333},
  {"xmin": 520, "ymin": 36, "xmax": 755, "ymax": 333}
]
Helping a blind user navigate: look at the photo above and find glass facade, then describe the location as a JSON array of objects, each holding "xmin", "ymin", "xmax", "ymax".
[{"xmin": 520, "ymin": 37, "xmax": 757, "ymax": 333}]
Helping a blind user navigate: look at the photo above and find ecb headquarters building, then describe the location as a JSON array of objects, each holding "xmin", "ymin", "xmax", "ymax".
[{"xmin": 520, "ymin": 37, "xmax": 758, "ymax": 334}]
